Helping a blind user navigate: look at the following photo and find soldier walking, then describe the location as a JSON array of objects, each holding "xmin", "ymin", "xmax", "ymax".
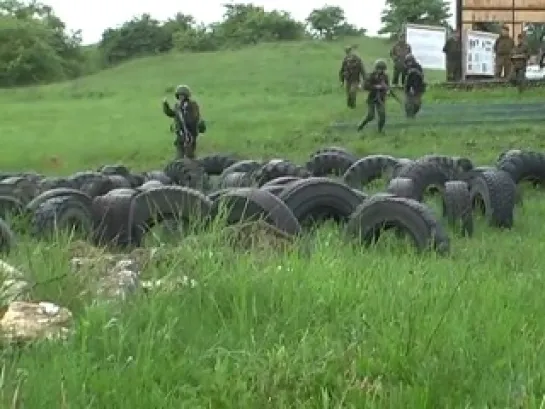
[{"xmin": 339, "ymin": 46, "xmax": 365, "ymax": 109}]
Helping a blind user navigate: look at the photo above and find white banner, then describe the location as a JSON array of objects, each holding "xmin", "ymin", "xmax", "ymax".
[
  {"xmin": 405, "ymin": 24, "xmax": 447, "ymax": 70},
  {"xmin": 464, "ymin": 30, "xmax": 498, "ymax": 76}
]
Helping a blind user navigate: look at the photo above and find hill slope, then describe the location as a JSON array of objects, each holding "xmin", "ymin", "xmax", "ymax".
[{"xmin": 0, "ymin": 36, "xmax": 542, "ymax": 172}]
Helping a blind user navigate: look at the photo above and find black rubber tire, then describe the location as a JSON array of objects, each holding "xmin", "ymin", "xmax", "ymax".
[
  {"xmin": 198, "ymin": 154, "xmax": 238, "ymax": 175},
  {"xmin": 25, "ymin": 188, "xmax": 93, "ymax": 214},
  {"xmin": 31, "ymin": 195, "xmax": 94, "ymax": 238},
  {"xmin": 442, "ymin": 181, "xmax": 473, "ymax": 237},
  {"xmin": 343, "ymin": 155, "xmax": 400, "ymax": 189},
  {"xmin": 163, "ymin": 158, "xmax": 210, "ymax": 191},
  {"xmin": 396, "ymin": 161, "xmax": 449, "ymax": 201},
  {"xmin": 345, "ymin": 194, "xmax": 450, "ymax": 255},
  {"xmin": 91, "ymin": 188, "xmax": 139, "ymax": 247},
  {"xmin": 218, "ymin": 172, "xmax": 254, "ymax": 189},
  {"xmin": 469, "ymin": 170, "xmax": 516, "ymax": 228},
  {"xmin": 129, "ymin": 185, "xmax": 213, "ymax": 246},
  {"xmin": 386, "ymin": 177, "xmax": 417, "ymax": 199},
  {"xmin": 279, "ymin": 177, "xmax": 365, "ymax": 226},
  {"xmin": 211, "ymin": 188, "xmax": 301, "ymax": 236},
  {"xmin": 253, "ymin": 159, "xmax": 310, "ymax": 186},
  {"xmin": 305, "ymin": 152, "xmax": 356, "ymax": 177}
]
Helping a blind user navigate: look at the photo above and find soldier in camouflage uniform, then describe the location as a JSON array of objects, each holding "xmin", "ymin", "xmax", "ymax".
[
  {"xmin": 403, "ymin": 54, "xmax": 426, "ymax": 118},
  {"xmin": 442, "ymin": 30, "xmax": 462, "ymax": 81},
  {"xmin": 357, "ymin": 60, "xmax": 390, "ymax": 134},
  {"xmin": 339, "ymin": 46, "xmax": 366, "ymax": 108},
  {"xmin": 510, "ymin": 33, "xmax": 530, "ymax": 91},
  {"xmin": 389, "ymin": 34, "xmax": 412, "ymax": 86},
  {"xmin": 162, "ymin": 85, "xmax": 206, "ymax": 159},
  {"xmin": 494, "ymin": 26, "xmax": 515, "ymax": 79}
]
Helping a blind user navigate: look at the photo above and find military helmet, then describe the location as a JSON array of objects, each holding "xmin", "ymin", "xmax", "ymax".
[
  {"xmin": 175, "ymin": 84, "xmax": 191, "ymax": 98},
  {"xmin": 405, "ymin": 53, "xmax": 415, "ymax": 62},
  {"xmin": 344, "ymin": 45, "xmax": 352, "ymax": 54},
  {"xmin": 374, "ymin": 59, "xmax": 387, "ymax": 70}
]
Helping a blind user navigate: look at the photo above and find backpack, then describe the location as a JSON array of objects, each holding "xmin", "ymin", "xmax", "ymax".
[{"xmin": 406, "ymin": 68, "xmax": 426, "ymax": 93}]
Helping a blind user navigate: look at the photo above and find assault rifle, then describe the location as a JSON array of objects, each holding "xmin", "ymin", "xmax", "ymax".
[{"xmin": 174, "ymin": 102, "xmax": 194, "ymax": 149}]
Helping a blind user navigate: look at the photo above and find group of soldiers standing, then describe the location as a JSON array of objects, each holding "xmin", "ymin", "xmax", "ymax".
[
  {"xmin": 339, "ymin": 36, "xmax": 426, "ymax": 134},
  {"xmin": 441, "ymin": 25, "xmax": 530, "ymax": 83}
]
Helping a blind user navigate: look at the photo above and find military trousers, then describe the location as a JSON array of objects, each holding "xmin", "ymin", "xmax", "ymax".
[
  {"xmin": 174, "ymin": 134, "xmax": 198, "ymax": 159},
  {"xmin": 495, "ymin": 55, "xmax": 512, "ymax": 78},
  {"xmin": 392, "ymin": 65, "xmax": 406, "ymax": 86},
  {"xmin": 445, "ymin": 60, "xmax": 461, "ymax": 81},
  {"xmin": 344, "ymin": 81, "xmax": 359, "ymax": 108},
  {"xmin": 358, "ymin": 100, "xmax": 386, "ymax": 132},
  {"xmin": 404, "ymin": 92, "xmax": 422, "ymax": 118}
]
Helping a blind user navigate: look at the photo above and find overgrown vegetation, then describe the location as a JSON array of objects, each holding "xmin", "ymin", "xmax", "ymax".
[{"xmin": 2, "ymin": 36, "xmax": 545, "ymax": 407}]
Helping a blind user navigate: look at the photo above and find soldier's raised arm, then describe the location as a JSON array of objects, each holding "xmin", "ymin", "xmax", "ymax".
[{"xmin": 162, "ymin": 99, "xmax": 175, "ymax": 118}]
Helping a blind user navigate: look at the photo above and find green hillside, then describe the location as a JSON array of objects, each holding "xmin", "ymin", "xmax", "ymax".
[
  {"xmin": 4, "ymin": 36, "xmax": 545, "ymax": 408},
  {"xmin": 2, "ymin": 36, "xmax": 541, "ymax": 172}
]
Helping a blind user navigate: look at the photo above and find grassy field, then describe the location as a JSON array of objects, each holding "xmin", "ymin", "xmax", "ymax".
[{"xmin": 2, "ymin": 35, "xmax": 545, "ymax": 408}]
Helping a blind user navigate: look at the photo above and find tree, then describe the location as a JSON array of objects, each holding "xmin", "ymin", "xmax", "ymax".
[
  {"xmin": 379, "ymin": 0, "xmax": 451, "ymax": 38},
  {"xmin": 0, "ymin": 0, "xmax": 85, "ymax": 86},
  {"xmin": 216, "ymin": 3, "xmax": 304, "ymax": 45},
  {"xmin": 98, "ymin": 13, "xmax": 172, "ymax": 65},
  {"xmin": 306, "ymin": 6, "xmax": 346, "ymax": 40}
]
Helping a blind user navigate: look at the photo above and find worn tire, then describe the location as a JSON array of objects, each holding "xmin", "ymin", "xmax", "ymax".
[
  {"xmin": 396, "ymin": 161, "xmax": 448, "ymax": 201},
  {"xmin": 31, "ymin": 196, "xmax": 94, "ymax": 238},
  {"xmin": 442, "ymin": 181, "xmax": 473, "ymax": 237},
  {"xmin": 305, "ymin": 152, "xmax": 356, "ymax": 177},
  {"xmin": 343, "ymin": 155, "xmax": 399, "ymax": 189},
  {"xmin": 496, "ymin": 150, "xmax": 545, "ymax": 185},
  {"xmin": 164, "ymin": 158, "xmax": 210, "ymax": 191},
  {"xmin": 211, "ymin": 188, "xmax": 301, "ymax": 236},
  {"xmin": 91, "ymin": 188, "xmax": 139, "ymax": 247},
  {"xmin": 218, "ymin": 172, "xmax": 254, "ymax": 189},
  {"xmin": 25, "ymin": 188, "xmax": 92, "ymax": 214},
  {"xmin": 279, "ymin": 177, "xmax": 365, "ymax": 226},
  {"xmin": 345, "ymin": 194, "xmax": 450, "ymax": 254},
  {"xmin": 253, "ymin": 159, "xmax": 310, "ymax": 186},
  {"xmin": 386, "ymin": 177, "xmax": 417, "ymax": 199},
  {"xmin": 129, "ymin": 185, "xmax": 213, "ymax": 246},
  {"xmin": 470, "ymin": 170, "xmax": 516, "ymax": 228},
  {"xmin": 144, "ymin": 170, "xmax": 172, "ymax": 184},
  {"xmin": 198, "ymin": 154, "xmax": 238, "ymax": 175}
]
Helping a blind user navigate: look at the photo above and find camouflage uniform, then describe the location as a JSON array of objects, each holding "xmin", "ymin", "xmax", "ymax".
[
  {"xmin": 443, "ymin": 31, "xmax": 462, "ymax": 81},
  {"xmin": 390, "ymin": 35, "xmax": 412, "ymax": 86},
  {"xmin": 510, "ymin": 35, "xmax": 530, "ymax": 91},
  {"xmin": 357, "ymin": 60, "xmax": 389, "ymax": 134},
  {"xmin": 403, "ymin": 54, "xmax": 426, "ymax": 118},
  {"xmin": 339, "ymin": 46, "xmax": 366, "ymax": 108},
  {"xmin": 162, "ymin": 85, "xmax": 206, "ymax": 159},
  {"xmin": 494, "ymin": 27, "xmax": 515, "ymax": 79}
]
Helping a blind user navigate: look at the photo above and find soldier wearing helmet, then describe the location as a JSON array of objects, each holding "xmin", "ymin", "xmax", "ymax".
[
  {"xmin": 339, "ymin": 45, "xmax": 366, "ymax": 109},
  {"xmin": 162, "ymin": 84, "xmax": 206, "ymax": 159},
  {"xmin": 403, "ymin": 54, "xmax": 426, "ymax": 118},
  {"xmin": 357, "ymin": 59, "xmax": 390, "ymax": 133}
]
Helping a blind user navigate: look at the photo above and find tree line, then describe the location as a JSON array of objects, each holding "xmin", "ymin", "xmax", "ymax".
[{"xmin": 8, "ymin": 0, "xmax": 520, "ymax": 88}]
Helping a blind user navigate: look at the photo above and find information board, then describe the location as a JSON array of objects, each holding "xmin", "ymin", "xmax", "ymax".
[
  {"xmin": 464, "ymin": 30, "xmax": 498, "ymax": 76},
  {"xmin": 405, "ymin": 24, "xmax": 447, "ymax": 70}
]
